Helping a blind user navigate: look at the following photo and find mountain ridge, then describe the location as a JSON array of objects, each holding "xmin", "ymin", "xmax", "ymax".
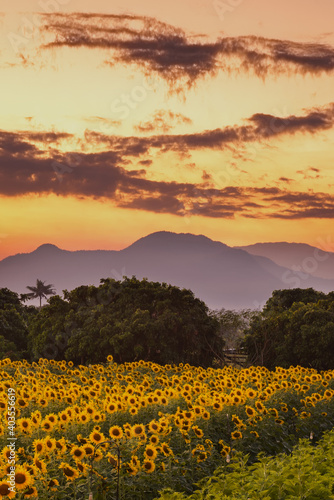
[{"xmin": 1, "ymin": 232, "xmax": 333, "ymax": 310}]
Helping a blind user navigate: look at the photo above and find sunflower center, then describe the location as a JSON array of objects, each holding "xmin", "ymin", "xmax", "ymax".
[{"xmin": 15, "ymin": 472, "xmax": 27, "ymax": 484}]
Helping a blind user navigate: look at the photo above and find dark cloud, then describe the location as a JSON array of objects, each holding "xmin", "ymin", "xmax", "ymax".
[
  {"xmin": 250, "ymin": 105, "xmax": 334, "ymax": 137},
  {"xmin": 42, "ymin": 13, "xmax": 334, "ymax": 87},
  {"xmin": 279, "ymin": 177, "xmax": 293, "ymax": 184},
  {"xmin": 84, "ymin": 103, "xmax": 334, "ymax": 158},
  {"xmin": 0, "ymin": 130, "xmax": 72, "ymax": 157},
  {"xmin": 1, "ymin": 125, "xmax": 333, "ymax": 220}
]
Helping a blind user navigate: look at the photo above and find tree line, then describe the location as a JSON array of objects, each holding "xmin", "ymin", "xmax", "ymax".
[{"xmin": 1, "ymin": 278, "xmax": 333, "ymax": 369}]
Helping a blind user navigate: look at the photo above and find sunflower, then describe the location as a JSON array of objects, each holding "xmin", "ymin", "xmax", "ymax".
[
  {"xmin": 24, "ymin": 486, "xmax": 38, "ymax": 498},
  {"xmin": 33, "ymin": 455, "xmax": 47, "ymax": 473},
  {"xmin": 232, "ymin": 415, "xmax": 243, "ymax": 426},
  {"xmin": 129, "ymin": 406, "xmax": 138, "ymax": 415},
  {"xmin": 93, "ymin": 449, "xmax": 104, "ymax": 462},
  {"xmin": 47, "ymin": 478, "xmax": 59, "ymax": 491},
  {"xmin": 196, "ymin": 451, "xmax": 207, "ymax": 462},
  {"xmin": 45, "ymin": 413, "xmax": 57, "ymax": 424},
  {"xmin": 55, "ymin": 439, "xmax": 67, "ymax": 455},
  {"xmin": 324, "ymin": 389, "xmax": 333, "ymax": 399},
  {"xmin": 131, "ymin": 455, "xmax": 140, "ymax": 468},
  {"xmin": 148, "ymin": 420, "xmax": 160, "ymax": 433},
  {"xmin": 77, "ymin": 434, "xmax": 88, "ymax": 444},
  {"xmin": 16, "ymin": 398, "xmax": 28, "ymax": 408},
  {"xmin": 268, "ymin": 408, "xmax": 279, "ymax": 418},
  {"xmin": 144, "ymin": 445, "xmax": 158, "ymax": 460},
  {"xmin": 83, "ymin": 444, "xmax": 95, "ymax": 457},
  {"xmin": 142, "ymin": 460, "xmax": 155, "ymax": 473},
  {"xmin": 59, "ymin": 463, "xmax": 79, "ymax": 481},
  {"xmin": 245, "ymin": 388, "xmax": 257, "ymax": 399},
  {"xmin": 31, "ymin": 411, "xmax": 42, "ymax": 426},
  {"xmin": 1, "ymin": 464, "xmax": 12, "ymax": 477},
  {"xmin": 45, "ymin": 437, "xmax": 56, "ymax": 452},
  {"xmin": 255, "ymin": 401, "xmax": 265, "ymax": 412},
  {"xmin": 41, "ymin": 420, "xmax": 53, "ymax": 432},
  {"xmin": 109, "ymin": 426, "xmax": 123, "ymax": 440},
  {"xmin": 193, "ymin": 406, "xmax": 203, "ymax": 416},
  {"xmin": 245, "ymin": 406, "xmax": 256, "ymax": 418},
  {"xmin": 125, "ymin": 463, "xmax": 138, "ymax": 475},
  {"xmin": 202, "ymin": 411, "xmax": 210, "ymax": 420},
  {"xmin": 76, "ymin": 462, "xmax": 89, "ymax": 476},
  {"xmin": 59, "ymin": 412, "xmax": 69, "ymax": 423},
  {"xmin": 15, "ymin": 465, "xmax": 33, "ymax": 491},
  {"xmin": 32, "ymin": 439, "xmax": 45, "ymax": 455},
  {"xmin": 192, "ymin": 426, "xmax": 204, "ymax": 438},
  {"xmin": 131, "ymin": 424, "xmax": 146, "ymax": 438},
  {"xmin": 78, "ymin": 412, "xmax": 89, "ymax": 423},
  {"xmin": 107, "ymin": 454, "xmax": 119, "ymax": 467},
  {"xmin": 18, "ymin": 418, "xmax": 32, "ymax": 434},
  {"xmin": 220, "ymin": 445, "xmax": 231, "ymax": 457},
  {"xmin": 89, "ymin": 430, "xmax": 105, "ymax": 445},
  {"xmin": 85, "ymin": 405, "xmax": 96, "ymax": 416},
  {"xmin": 250, "ymin": 430, "xmax": 259, "ymax": 438},
  {"xmin": 231, "ymin": 430, "xmax": 242, "ymax": 440},
  {"xmin": 128, "ymin": 396, "xmax": 137, "ymax": 406},
  {"xmin": 150, "ymin": 435, "xmax": 159, "ymax": 445},
  {"xmin": 71, "ymin": 446, "xmax": 86, "ymax": 461},
  {"xmin": 160, "ymin": 442, "xmax": 173, "ymax": 456}
]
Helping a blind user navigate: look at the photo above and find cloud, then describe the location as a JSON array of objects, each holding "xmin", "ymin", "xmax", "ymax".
[
  {"xmin": 279, "ymin": 177, "xmax": 293, "ymax": 184},
  {"xmin": 83, "ymin": 116, "xmax": 121, "ymax": 128},
  {"xmin": 42, "ymin": 13, "xmax": 334, "ymax": 88},
  {"xmin": 134, "ymin": 110, "xmax": 192, "ymax": 133},
  {"xmin": 249, "ymin": 105, "xmax": 334, "ymax": 137},
  {"xmin": 296, "ymin": 166, "xmax": 322, "ymax": 179},
  {"xmin": 84, "ymin": 103, "xmax": 334, "ymax": 158},
  {"xmin": 1, "ymin": 128, "xmax": 334, "ymax": 220}
]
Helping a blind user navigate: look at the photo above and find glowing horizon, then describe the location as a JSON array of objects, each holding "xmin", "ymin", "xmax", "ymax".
[{"xmin": 1, "ymin": 0, "xmax": 334, "ymax": 260}]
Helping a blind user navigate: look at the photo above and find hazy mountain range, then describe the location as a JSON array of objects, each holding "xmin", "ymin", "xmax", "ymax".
[{"xmin": 1, "ymin": 231, "xmax": 333, "ymax": 310}]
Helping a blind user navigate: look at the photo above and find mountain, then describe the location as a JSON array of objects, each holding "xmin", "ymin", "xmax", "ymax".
[
  {"xmin": 237, "ymin": 242, "xmax": 334, "ymax": 280},
  {"xmin": 1, "ymin": 232, "xmax": 334, "ymax": 310}
]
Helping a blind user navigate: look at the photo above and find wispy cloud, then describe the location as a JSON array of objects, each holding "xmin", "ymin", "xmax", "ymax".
[
  {"xmin": 84, "ymin": 102, "xmax": 334, "ymax": 157},
  {"xmin": 134, "ymin": 110, "xmax": 192, "ymax": 133},
  {"xmin": 42, "ymin": 13, "xmax": 334, "ymax": 88}
]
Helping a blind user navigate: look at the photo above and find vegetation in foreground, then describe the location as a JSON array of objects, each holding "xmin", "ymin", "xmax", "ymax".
[
  {"xmin": 0, "ymin": 357, "xmax": 333, "ymax": 499},
  {"xmin": 159, "ymin": 429, "xmax": 334, "ymax": 500}
]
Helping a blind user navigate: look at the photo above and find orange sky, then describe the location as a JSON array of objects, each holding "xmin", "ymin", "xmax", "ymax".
[{"xmin": 0, "ymin": 0, "xmax": 334, "ymax": 259}]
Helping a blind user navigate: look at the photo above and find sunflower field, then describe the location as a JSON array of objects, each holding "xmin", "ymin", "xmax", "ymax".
[{"xmin": 0, "ymin": 356, "xmax": 333, "ymax": 499}]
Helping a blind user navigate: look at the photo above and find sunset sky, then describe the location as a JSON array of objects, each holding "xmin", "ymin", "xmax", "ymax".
[{"xmin": 1, "ymin": 0, "xmax": 334, "ymax": 259}]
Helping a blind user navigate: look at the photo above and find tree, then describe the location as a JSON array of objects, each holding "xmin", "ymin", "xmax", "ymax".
[
  {"xmin": 29, "ymin": 277, "xmax": 223, "ymax": 366},
  {"xmin": 243, "ymin": 288, "xmax": 334, "ymax": 370},
  {"xmin": 211, "ymin": 308, "xmax": 256, "ymax": 350},
  {"xmin": 25, "ymin": 279, "xmax": 56, "ymax": 309},
  {"xmin": 0, "ymin": 288, "xmax": 37, "ymax": 360}
]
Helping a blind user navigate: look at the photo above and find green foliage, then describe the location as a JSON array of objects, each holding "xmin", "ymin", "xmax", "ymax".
[
  {"xmin": 243, "ymin": 288, "xmax": 334, "ymax": 370},
  {"xmin": 28, "ymin": 277, "xmax": 222, "ymax": 365},
  {"xmin": 0, "ymin": 287, "xmax": 36, "ymax": 359},
  {"xmin": 210, "ymin": 308, "xmax": 256, "ymax": 350},
  {"xmin": 25, "ymin": 278, "xmax": 56, "ymax": 308},
  {"xmin": 158, "ymin": 429, "xmax": 334, "ymax": 500}
]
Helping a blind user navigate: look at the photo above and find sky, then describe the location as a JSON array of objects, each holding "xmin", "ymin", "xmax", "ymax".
[{"xmin": 0, "ymin": 0, "xmax": 334, "ymax": 259}]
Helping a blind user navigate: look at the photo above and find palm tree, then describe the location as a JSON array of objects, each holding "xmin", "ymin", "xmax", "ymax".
[{"xmin": 26, "ymin": 279, "xmax": 56, "ymax": 309}]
